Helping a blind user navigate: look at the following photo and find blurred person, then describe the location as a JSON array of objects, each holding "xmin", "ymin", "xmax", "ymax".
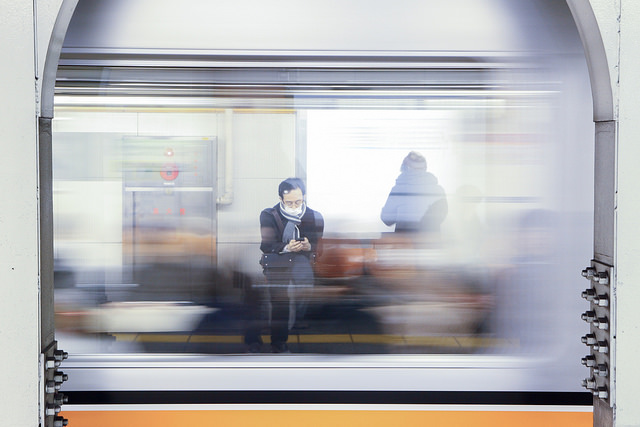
[
  {"xmin": 244, "ymin": 178, "xmax": 324, "ymax": 353},
  {"xmin": 442, "ymin": 185, "xmax": 487, "ymax": 261},
  {"xmin": 493, "ymin": 209, "xmax": 559, "ymax": 353},
  {"xmin": 381, "ymin": 151, "xmax": 448, "ymax": 236}
]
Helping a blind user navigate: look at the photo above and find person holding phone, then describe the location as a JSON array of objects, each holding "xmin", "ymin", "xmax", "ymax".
[{"xmin": 245, "ymin": 177, "xmax": 324, "ymax": 353}]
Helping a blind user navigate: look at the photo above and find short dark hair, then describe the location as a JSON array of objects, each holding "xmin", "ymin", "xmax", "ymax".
[{"xmin": 278, "ymin": 177, "xmax": 306, "ymax": 198}]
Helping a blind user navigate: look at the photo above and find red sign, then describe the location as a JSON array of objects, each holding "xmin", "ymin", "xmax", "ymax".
[{"xmin": 160, "ymin": 163, "xmax": 179, "ymax": 181}]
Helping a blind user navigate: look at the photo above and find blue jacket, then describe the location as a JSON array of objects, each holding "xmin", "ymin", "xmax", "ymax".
[{"xmin": 381, "ymin": 169, "xmax": 447, "ymax": 232}]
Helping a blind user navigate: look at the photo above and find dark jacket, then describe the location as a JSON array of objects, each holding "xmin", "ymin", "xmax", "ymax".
[
  {"xmin": 381, "ymin": 169, "xmax": 448, "ymax": 232},
  {"xmin": 260, "ymin": 204, "xmax": 324, "ymax": 257}
]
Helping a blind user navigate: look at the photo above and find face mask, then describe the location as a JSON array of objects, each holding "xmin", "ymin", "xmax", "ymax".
[{"xmin": 284, "ymin": 205, "xmax": 303, "ymax": 216}]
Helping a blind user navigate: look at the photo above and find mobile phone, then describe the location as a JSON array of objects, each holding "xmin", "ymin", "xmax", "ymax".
[{"xmin": 296, "ymin": 237, "xmax": 305, "ymax": 241}]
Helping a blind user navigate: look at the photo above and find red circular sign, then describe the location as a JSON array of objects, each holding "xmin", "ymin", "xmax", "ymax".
[{"xmin": 160, "ymin": 162, "xmax": 179, "ymax": 181}]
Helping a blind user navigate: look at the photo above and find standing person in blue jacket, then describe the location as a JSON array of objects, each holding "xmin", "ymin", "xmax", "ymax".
[
  {"xmin": 245, "ymin": 177, "xmax": 324, "ymax": 353},
  {"xmin": 381, "ymin": 151, "xmax": 448, "ymax": 234}
]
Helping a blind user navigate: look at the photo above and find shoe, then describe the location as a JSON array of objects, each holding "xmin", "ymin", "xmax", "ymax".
[{"xmin": 271, "ymin": 342, "xmax": 290, "ymax": 353}]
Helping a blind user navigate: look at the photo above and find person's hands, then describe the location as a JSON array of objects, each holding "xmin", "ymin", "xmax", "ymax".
[
  {"xmin": 300, "ymin": 237, "xmax": 311, "ymax": 251},
  {"xmin": 287, "ymin": 237, "xmax": 311, "ymax": 252}
]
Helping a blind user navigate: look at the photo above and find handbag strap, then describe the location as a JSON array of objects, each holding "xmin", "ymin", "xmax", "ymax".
[{"xmin": 269, "ymin": 208, "xmax": 285, "ymax": 237}]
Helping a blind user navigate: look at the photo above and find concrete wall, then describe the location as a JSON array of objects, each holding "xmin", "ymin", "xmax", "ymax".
[
  {"xmin": 608, "ymin": 2, "xmax": 640, "ymax": 426},
  {"xmin": 0, "ymin": 2, "xmax": 40, "ymax": 425}
]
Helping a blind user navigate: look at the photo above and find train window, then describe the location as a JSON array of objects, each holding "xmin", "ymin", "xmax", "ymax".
[{"xmin": 52, "ymin": 58, "xmax": 592, "ymax": 381}]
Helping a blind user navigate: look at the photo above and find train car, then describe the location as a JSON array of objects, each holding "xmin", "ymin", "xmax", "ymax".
[{"xmin": 47, "ymin": 0, "xmax": 595, "ymax": 425}]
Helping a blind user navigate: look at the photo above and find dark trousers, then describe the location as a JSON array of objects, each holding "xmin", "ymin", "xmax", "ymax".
[
  {"xmin": 244, "ymin": 254, "xmax": 313, "ymax": 347},
  {"xmin": 244, "ymin": 285, "xmax": 289, "ymax": 346}
]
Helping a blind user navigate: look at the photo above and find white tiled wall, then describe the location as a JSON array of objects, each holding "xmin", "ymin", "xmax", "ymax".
[{"xmin": 53, "ymin": 108, "xmax": 296, "ymax": 277}]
